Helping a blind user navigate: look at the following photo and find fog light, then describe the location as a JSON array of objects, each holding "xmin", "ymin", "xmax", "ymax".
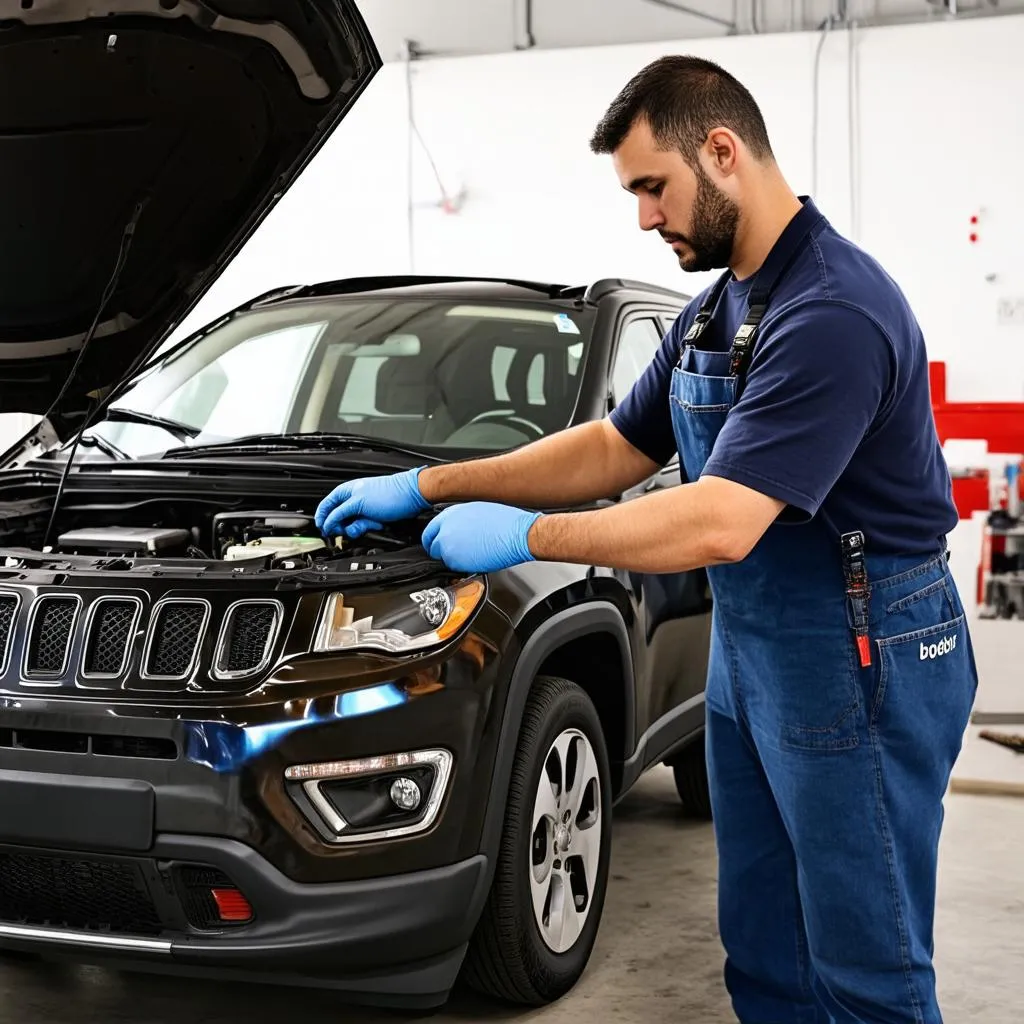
[
  {"xmin": 389, "ymin": 776, "xmax": 422, "ymax": 811},
  {"xmin": 284, "ymin": 748, "xmax": 453, "ymax": 845}
]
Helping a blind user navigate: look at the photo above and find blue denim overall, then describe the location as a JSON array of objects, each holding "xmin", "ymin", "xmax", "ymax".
[{"xmin": 671, "ymin": 232, "xmax": 978, "ymax": 1022}]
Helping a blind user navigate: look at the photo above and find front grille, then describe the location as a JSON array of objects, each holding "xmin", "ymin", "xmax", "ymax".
[
  {"xmin": 0, "ymin": 851, "xmax": 163, "ymax": 936},
  {"xmin": 26, "ymin": 596, "xmax": 78, "ymax": 676},
  {"xmin": 0, "ymin": 589, "xmax": 292, "ymax": 695},
  {"xmin": 144, "ymin": 601, "xmax": 207, "ymax": 678},
  {"xmin": 83, "ymin": 599, "xmax": 138, "ymax": 677},
  {"xmin": 0, "ymin": 594, "xmax": 17, "ymax": 669},
  {"xmin": 215, "ymin": 602, "xmax": 279, "ymax": 677}
]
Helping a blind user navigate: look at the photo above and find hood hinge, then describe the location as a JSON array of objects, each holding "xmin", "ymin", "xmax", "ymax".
[{"xmin": 0, "ymin": 418, "xmax": 62, "ymax": 470}]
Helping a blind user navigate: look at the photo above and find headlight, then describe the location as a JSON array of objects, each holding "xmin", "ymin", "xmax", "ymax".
[{"xmin": 312, "ymin": 578, "xmax": 484, "ymax": 655}]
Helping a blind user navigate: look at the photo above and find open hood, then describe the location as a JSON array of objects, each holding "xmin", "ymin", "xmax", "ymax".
[{"xmin": 0, "ymin": 0, "xmax": 380, "ymax": 439}]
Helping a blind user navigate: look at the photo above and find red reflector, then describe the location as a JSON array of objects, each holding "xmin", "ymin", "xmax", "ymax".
[{"xmin": 210, "ymin": 887, "xmax": 253, "ymax": 922}]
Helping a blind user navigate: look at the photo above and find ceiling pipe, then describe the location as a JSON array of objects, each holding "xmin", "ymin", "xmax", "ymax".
[
  {"xmin": 641, "ymin": 0, "xmax": 737, "ymax": 31},
  {"xmin": 852, "ymin": 3, "xmax": 1023, "ymax": 29}
]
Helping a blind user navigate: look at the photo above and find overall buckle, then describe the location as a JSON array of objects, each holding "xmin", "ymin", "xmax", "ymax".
[
  {"xmin": 840, "ymin": 530, "xmax": 872, "ymax": 668},
  {"xmin": 728, "ymin": 303, "xmax": 767, "ymax": 380}
]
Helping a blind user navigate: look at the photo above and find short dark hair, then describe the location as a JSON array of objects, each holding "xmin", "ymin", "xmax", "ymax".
[{"xmin": 589, "ymin": 55, "xmax": 774, "ymax": 165}]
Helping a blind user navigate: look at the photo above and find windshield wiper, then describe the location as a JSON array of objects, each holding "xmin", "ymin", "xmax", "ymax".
[
  {"xmin": 75, "ymin": 433, "xmax": 131, "ymax": 461},
  {"xmin": 104, "ymin": 407, "xmax": 202, "ymax": 441},
  {"xmin": 160, "ymin": 431, "xmax": 430, "ymax": 461}
]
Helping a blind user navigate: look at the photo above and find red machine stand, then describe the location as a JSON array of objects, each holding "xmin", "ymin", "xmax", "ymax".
[{"xmin": 930, "ymin": 362, "xmax": 1024, "ymax": 615}]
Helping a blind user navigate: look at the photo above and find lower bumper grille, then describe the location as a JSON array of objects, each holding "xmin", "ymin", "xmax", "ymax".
[
  {"xmin": 0, "ymin": 727, "xmax": 176, "ymax": 760},
  {"xmin": 0, "ymin": 851, "xmax": 163, "ymax": 936}
]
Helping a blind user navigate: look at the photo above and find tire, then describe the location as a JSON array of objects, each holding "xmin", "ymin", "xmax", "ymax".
[
  {"xmin": 461, "ymin": 674, "xmax": 612, "ymax": 1006},
  {"xmin": 671, "ymin": 732, "xmax": 713, "ymax": 821}
]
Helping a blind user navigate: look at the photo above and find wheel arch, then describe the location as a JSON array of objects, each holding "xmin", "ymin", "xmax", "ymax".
[{"xmin": 479, "ymin": 601, "xmax": 636, "ymax": 864}]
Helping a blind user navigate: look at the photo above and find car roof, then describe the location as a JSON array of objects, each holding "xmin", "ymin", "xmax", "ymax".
[{"xmin": 245, "ymin": 274, "xmax": 692, "ymax": 311}]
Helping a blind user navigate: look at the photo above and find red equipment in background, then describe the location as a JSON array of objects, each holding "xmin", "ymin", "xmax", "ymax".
[
  {"xmin": 929, "ymin": 361, "xmax": 1024, "ymax": 519},
  {"xmin": 930, "ymin": 361, "xmax": 1024, "ymax": 457},
  {"xmin": 929, "ymin": 361, "xmax": 1024, "ymax": 611}
]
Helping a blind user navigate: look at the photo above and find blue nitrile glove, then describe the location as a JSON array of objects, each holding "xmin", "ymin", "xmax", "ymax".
[
  {"xmin": 315, "ymin": 467, "xmax": 430, "ymax": 539},
  {"xmin": 421, "ymin": 502, "xmax": 542, "ymax": 573}
]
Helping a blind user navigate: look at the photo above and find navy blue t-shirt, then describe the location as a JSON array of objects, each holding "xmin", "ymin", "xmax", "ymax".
[{"xmin": 610, "ymin": 198, "xmax": 957, "ymax": 556}]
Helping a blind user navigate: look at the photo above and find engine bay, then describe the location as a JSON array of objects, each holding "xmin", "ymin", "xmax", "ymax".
[{"xmin": 0, "ymin": 508, "xmax": 436, "ymax": 579}]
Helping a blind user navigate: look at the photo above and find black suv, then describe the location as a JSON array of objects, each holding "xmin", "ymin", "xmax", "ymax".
[{"xmin": 0, "ymin": 0, "xmax": 711, "ymax": 1011}]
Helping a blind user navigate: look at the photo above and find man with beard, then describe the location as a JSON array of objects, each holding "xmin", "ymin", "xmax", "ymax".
[{"xmin": 316, "ymin": 56, "xmax": 976, "ymax": 1023}]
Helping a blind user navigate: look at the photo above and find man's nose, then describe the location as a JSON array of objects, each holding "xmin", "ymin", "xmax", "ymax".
[{"xmin": 638, "ymin": 196, "xmax": 664, "ymax": 232}]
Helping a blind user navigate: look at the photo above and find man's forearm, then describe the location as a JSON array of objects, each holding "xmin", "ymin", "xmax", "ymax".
[
  {"xmin": 526, "ymin": 476, "xmax": 785, "ymax": 574},
  {"xmin": 418, "ymin": 420, "xmax": 658, "ymax": 509}
]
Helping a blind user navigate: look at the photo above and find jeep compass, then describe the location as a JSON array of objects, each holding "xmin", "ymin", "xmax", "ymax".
[{"xmin": 0, "ymin": 0, "xmax": 713, "ymax": 1009}]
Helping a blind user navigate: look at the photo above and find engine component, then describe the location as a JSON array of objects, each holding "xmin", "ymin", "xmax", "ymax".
[
  {"xmin": 56, "ymin": 526, "xmax": 191, "ymax": 555},
  {"xmin": 223, "ymin": 536, "xmax": 328, "ymax": 562}
]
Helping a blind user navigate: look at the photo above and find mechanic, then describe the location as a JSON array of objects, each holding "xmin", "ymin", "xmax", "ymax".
[{"xmin": 317, "ymin": 56, "xmax": 977, "ymax": 1023}]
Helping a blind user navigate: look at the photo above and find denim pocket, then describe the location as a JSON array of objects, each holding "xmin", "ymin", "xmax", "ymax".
[
  {"xmin": 885, "ymin": 576, "xmax": 949, "ymax": 614},
  {"xmin": 873, "ymin": 614, "xmax": 976, "ymax": 734},
  {"xmin": 671, "ymin": 370, "xmax": 735, "ymax": 412},
  {"xmin": 775, "ymin": 667, "xmax": 863, "ymax": 753},
  {"xmin": 740, "ymin": 624, "xmax": 864, "ymax": 754}
]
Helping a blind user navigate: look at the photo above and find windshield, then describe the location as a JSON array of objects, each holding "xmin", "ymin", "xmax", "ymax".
[{"xmin": 83, "ymin": 294, "xmax": 595, "ymax": 459}]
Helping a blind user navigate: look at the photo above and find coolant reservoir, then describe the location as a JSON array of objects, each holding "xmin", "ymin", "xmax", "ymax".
[{"xmin": 223, "ymin": 536, "xmax": 327, "ymax": 561}]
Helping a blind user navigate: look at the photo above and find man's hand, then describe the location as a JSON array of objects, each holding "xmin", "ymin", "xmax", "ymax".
[
  {"xmin": 315, "ymin": 468, "xmax": 430, "ymax": 539},
  {"xmin": 421, "ymin": 503, "xmax": 542, "ymax": 573}
]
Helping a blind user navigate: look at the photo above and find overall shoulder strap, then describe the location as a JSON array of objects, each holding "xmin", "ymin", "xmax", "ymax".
[
  {"xmin": 729, "ymin": 205, "xmax": 826, "ymax": 387},
  {"xmin": 680, "ymin": 270, "xmax": 732, "ymax": 351}
]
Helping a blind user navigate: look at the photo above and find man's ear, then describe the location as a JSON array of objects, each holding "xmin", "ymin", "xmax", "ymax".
[{"xmin": 704, "ymin": 127, "xmax": 740, "ymax": 175}]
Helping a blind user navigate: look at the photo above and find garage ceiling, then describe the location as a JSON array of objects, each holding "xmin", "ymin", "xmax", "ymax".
[{"xmin": 357, "ymin": 0, "xmax": 1024, "ymax": 60}]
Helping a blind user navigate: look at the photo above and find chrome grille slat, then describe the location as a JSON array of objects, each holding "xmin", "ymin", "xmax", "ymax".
[
  {"xmin": 141, "ymin": 599, "xmax": 209, "ymax": 682},
  {"xmin": 0, "ymin": 593, "xmax": 20, "ymax": 675},
  {"xmin": 213, "ymin": 600, "xmax": 282, "ymax": 680},
  {"xmin": 24, "ymin": 595, "xmax": 81, "ymax": 680},
  {"xmin": 81, "ymin": 597, "xmax": 140, "ymax": 682}
]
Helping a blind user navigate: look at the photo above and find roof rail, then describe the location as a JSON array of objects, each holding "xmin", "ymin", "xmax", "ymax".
[
  {"xmin": 270, "ymin": 274, "xmax": 575, "ymax": 301},
  {"xmin": 583, "ymin": 277, "xmax": 691, "ymax": 304}
]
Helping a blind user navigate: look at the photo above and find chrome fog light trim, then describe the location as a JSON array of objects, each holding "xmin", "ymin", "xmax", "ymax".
[{"xmin": 285, "ymin": 748, "xmax": 453, "ymax": 844}]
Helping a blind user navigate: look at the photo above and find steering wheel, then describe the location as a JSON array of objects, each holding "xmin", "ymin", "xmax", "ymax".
[{"xmin": 463, "ymin": 409, "xmax": 545, "ymax": 438}]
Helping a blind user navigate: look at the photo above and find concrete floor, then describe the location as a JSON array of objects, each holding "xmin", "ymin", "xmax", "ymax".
[{"xmin": 0, "ymin": 765, "xmax": 1021, "ymax": 1024}]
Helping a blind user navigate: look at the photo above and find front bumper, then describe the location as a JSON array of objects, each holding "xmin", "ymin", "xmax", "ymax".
[
  {"xmin": 0, "ymin": 835, "xmax": 488, "ymax": 1006},
  {"xmin": 0, "ymin": 627, "xmax": 513, "ymax": 1003}
]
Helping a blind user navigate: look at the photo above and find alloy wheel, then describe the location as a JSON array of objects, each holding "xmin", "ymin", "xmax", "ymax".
[{"xmin": 529, "ymin": 727, "xmax": 602, "ymax": 954}]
